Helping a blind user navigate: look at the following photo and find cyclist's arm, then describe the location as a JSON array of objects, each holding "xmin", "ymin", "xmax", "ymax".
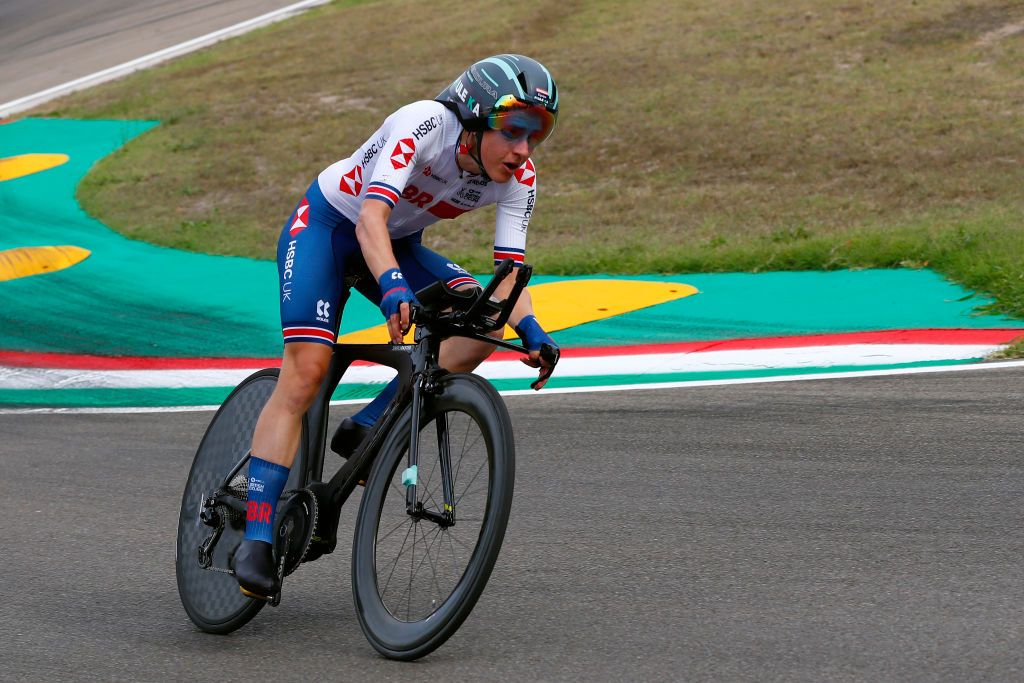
[
  {"xmin": 355, "ymin": 199, "xmax": 409, "ymax": 342},
  {"xmin": 492, "ymin": 268, "xmax": 558, "ymax": 390},
  {"xmin": 496, "ymin": 273, "xmax": 535, "ymax": 332},
  {"xmin": 355, "ymin": 199, "xmax": 400, "ymax": 281},
  {"xmin": 491, "ymin": 160, "xmax": 557, "ymax": 388}
]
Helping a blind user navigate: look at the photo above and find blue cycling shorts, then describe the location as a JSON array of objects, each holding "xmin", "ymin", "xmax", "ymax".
[{"xmin": 276, "ymin": 179, "xmax": 480, "ymax": 346}]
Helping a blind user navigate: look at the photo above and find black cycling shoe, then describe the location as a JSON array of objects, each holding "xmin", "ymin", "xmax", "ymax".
[
  {"xmin": 329, "ymin": 417, "xmax": 370, "ymax": 459},
  {"xmin": 233, "ymin": 539, "xmax": 279, "ymax": 600}
]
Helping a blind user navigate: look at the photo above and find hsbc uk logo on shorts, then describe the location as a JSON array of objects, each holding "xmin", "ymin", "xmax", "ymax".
[
  {"xmin": 281, "ymin": 239, "xmax": 298, "ymax": 302},
  {"xmin": 289, "ymin": 197, "xmax": 309, "ymax": 236},
  {"xmin": 391, "ymin": 138, "xmax": 416, "ymax": 169}
]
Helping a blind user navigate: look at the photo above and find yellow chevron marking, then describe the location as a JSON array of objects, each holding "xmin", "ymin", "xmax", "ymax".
[
  {"xmin": 0, "ymin": 246, "xmax": 91, "ymax": 281},
  {"xmin": 336, "ymin": 279, "xmax": 698, "ymax": 344},
  {"xmin": 0, "ymin": 153, "xmax": 70, "ymax": 181}
]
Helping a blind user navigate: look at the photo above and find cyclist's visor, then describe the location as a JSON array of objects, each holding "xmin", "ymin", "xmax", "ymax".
[{"xmin": 486, "ymin": 95, "xmax": 557, "ymax": 147}]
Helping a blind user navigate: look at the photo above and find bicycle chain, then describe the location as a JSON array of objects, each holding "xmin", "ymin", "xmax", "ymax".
[
  {"xmin": 197, "ymin": 481, "xmax": 318, "ymax": 577},
  {"xmin": 279, "ymin": 489, "xmax": 318, "ymax": 576}
]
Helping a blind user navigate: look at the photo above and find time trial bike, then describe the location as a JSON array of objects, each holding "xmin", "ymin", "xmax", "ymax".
[{"xmin": 174, "ymin": 259, "xmax": 556, "ymax": 660}]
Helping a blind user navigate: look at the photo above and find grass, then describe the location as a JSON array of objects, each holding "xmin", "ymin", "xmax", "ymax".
[{"xmin": 32, "ymin": 0, "xmax": 1024, "ymax": 323}]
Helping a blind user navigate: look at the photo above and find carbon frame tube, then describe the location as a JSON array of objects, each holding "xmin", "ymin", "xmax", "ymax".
[{"xmin": 304, "ymin": 343, "xmax": 415, "ymax": 486}]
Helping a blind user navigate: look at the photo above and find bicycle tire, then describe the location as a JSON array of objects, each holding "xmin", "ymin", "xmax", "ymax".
[
  {"xmin": 175, "ymin": 368, "xmax": 307, "ymax": 633},
  {"xmin": 351, "ymin": 373, "xmax": 515, "ymax": 660}
]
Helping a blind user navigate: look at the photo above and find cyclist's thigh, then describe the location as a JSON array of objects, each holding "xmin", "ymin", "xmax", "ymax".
[
  {"xmin": 393, "ymin": 232, "xmax": 481, "ymax": 294},
  {"xmin": 277, "ymin": 180, "xmax": 359, "ymax": 346}
]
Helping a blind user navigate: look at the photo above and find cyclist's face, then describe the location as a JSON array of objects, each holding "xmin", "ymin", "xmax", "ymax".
[{"xmin": 479, "ymin": 130, "xmax": 531, "ymax": 183}]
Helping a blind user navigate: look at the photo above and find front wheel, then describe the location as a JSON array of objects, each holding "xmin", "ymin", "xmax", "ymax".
[{"xmin": 351, "ymin": 373, "xmax": 515, "ymax": 660}]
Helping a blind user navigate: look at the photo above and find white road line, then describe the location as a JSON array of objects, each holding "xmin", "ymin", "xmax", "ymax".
[
  {"xmin": 3, "ymin": 359, "xmax": 1024, "ymax": 415},
  {"xmin": 0, "ymin": 343, "xmax": 1003, "ymax": 390},
  {"xmin": 0, "ymin": 0, "xmax": 331, "ymax": 118}
]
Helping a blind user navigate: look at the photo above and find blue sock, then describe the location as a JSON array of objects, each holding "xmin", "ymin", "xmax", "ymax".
[
  {"xmin": 244, "ymin": 456, "xmax": 290, "ymax": 544},
  {"xmin": 351, "ymin": 377, "xmax": 398, "ymax": 427}
]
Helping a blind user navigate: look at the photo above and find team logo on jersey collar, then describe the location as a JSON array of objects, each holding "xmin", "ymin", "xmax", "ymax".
[
  {"xmin": 340, "ymin": 164, "xmax": 363, "ymax": 196},
  {"xmin": 390, "ymin": 138, "xmax": 416, "ymax": 169},
  {"xmin": 513, "ymin": 159, "xmax": 536, "ymax": 187},
  {"xmin": 289, "ymin": 197, "xmax": 309, "ymax": 236}
]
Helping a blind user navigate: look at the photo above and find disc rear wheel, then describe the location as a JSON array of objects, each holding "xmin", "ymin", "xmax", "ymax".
[{"xmin": 175, "ymin": 369, "xmax": 307, "ymax": 633}]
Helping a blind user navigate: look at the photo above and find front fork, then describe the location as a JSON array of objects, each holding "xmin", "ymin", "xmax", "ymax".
[{"xmin": 404, "ymin": 340, "xmax": 456, "ymax": 527}]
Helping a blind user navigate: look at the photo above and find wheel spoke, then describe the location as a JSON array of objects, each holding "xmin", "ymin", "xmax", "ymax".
[
  {"xmin": 379, "ymin": 520, "xmax": 415, "ymax": 599},
  {"xmin": 454, "ymin": 459, "xmax": 487, "ymax": 507},
  {"xmin": 393, "ymin": 523, "xmax": 443, "ymax": 619},
  {"xmin": 375, "ymin": 516, "xmax": 411, "ymax": 545}
]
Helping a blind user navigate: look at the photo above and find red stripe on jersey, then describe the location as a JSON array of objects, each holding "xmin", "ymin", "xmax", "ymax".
[
  {"xmin": 493, "ymin": 251, "xmax": 525, "ymax": 263},
  {"xmin": 427, "ymin": 201, "xmax": 470, "ymax": 220},
  {"xmin": 367, "ymin": 184, "xmax": 400, "ymax": 204}
]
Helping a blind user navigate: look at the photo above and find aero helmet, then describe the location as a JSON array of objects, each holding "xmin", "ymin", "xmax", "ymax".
[{"xmin": 437, "ymin": 54, "xmax": 559, "ymax": 148}]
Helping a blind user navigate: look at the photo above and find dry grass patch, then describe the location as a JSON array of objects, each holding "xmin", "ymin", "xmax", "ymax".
[{"xmin": 34, "ymin": 0, "xmax": 1024, "ymax": 315}]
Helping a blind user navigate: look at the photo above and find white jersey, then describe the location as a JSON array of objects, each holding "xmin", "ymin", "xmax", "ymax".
[{"xmin": 317, "ymin": 100, "xmax": 536, "ymax": 267}]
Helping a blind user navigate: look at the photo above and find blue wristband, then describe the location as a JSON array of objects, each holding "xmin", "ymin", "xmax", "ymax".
[
  {"xmin": 378, "ymin": 268, "xmax": 417, "ymax": 318},
  {"xmin": 514, "ymin": 315, "xmax": 556, "ymax": 352}
]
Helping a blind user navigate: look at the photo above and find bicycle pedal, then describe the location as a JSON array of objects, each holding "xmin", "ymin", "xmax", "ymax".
[{"xmin": 239, "ymin": 585, "xmax": 281, "ymax": 607}]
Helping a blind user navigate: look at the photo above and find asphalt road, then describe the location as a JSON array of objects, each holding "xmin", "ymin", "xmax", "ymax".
[
  {"xmin": 2, "ymin": 368, "xmax": 1021, "ymax": 681},
  {"xmin": 0, "ymin": 0, "xmax": 308, "ymax": 104}
]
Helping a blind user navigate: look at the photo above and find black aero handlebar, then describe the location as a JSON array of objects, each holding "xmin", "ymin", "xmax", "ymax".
[{"xmin": 410, "ymin": 258, "xmax": 534, "ymax": 342}]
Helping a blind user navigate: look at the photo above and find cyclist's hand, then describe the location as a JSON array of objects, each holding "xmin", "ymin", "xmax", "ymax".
[
  {"xmin": 378, "ymin": 269, "xmax": 418, "ymax": 343},
  {"xmin": 515, "ymin": 315, "xmax": 560, "ymax": 390}
]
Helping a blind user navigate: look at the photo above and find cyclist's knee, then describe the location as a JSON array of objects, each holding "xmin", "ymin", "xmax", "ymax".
[
  {"xmin": 276, "ymin": 343, "xmax": 332, "ymax": 411},
  {"xmin": 440, "ymin": 335, "xmax": 496, "ymax": 372}
]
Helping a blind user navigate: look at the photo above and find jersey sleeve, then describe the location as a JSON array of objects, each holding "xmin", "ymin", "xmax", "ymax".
[
  {"xmin": 493, "ymin": 159, "xmax": 538, "ymax": 268},
  {"xmin": 364, "ymin": 101, "xmax": 447, "ymax": 209}
]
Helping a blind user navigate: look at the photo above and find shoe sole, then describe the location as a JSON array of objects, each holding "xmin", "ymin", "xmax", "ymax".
[{"xmin": 238, "ymin": 585, "xmax": 277, "ymax": 602}]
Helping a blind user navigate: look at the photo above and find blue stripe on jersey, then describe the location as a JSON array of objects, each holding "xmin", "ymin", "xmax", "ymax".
[
  {"xmin": 365, "ymin": 192, "xmax": 396, "ymax": 209},
  {"xmin": 368, "ymin": 181, "xmax": 402, "ymax": 196}
]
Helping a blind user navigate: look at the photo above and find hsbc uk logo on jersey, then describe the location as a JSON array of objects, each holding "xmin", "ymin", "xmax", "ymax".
[
  {"xmin": 514, "ymin": 159, "xmax": 536, "ymax": 187},
  {"xmin": 339, "ymin": 164, "xmax": 363, "ymax": 196},
  {"xmin": 391, "ymin": 138, "xmax": 416, "ymax": 169}
]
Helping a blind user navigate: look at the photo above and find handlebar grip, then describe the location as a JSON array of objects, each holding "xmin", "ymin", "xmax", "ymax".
[
  {"xmin": 530, "ymin": 342, "xmax": 560, "ymax": 390},
  {"xmin": 539, "ymin": 342, "xmax": 560, "ymax": 366}
]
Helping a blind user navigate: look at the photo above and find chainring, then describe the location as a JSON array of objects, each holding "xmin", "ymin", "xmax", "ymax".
[{"xmin": 273, "ymin": 489, "xmax": 318, "ymax": 576}]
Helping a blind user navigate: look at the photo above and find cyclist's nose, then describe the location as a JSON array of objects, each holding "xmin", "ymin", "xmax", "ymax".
[{"xmin": 511, "ymin": 137, "xmax": 530, "ymax": 157}]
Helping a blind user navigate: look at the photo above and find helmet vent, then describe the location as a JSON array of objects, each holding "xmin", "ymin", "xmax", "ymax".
[{"xmin": 517, "ymin": 72, "xmax": 530, "ymax": 96}]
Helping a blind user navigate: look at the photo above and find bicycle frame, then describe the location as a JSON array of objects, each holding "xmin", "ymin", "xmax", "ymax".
[{"xmin": 206, "ymin": 259, "xmax": 536, "ymax": 555}]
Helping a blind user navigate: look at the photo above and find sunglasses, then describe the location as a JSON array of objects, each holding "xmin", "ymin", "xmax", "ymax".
[{"xmin": 486, "ymin": 95, "xmax": 557, "ymax": 147}]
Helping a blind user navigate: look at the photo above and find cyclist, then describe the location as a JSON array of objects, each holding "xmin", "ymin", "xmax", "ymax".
[{"xmin": 234, "ymin": 55, "xmax": 562, "ymax": 599}]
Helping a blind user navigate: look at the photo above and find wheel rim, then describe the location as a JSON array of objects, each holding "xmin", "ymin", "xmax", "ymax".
[{"xmin": 372, "ymin": 409, "xmax": 491, "ymax": 623}]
